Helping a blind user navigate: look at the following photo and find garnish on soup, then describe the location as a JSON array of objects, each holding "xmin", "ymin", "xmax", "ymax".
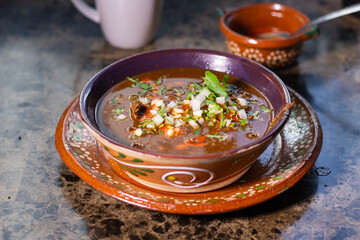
[{"xmin": 96, "ymin": 68, "xmax": 274, "ymax": 155}]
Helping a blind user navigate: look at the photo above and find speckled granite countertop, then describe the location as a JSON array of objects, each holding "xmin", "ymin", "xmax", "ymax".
[{"xmin": 1, "ymin": 0, "xmax": 360, "ymax": 239}]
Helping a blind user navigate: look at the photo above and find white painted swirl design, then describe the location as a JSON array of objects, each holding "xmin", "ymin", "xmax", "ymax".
[{"xmin": 106, "ymin": 152, "xmax": 214, "ymax": 189}]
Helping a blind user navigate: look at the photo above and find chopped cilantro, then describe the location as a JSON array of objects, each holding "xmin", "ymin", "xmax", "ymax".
[
  {"xmin": 159, "ymin": 130, "xmax": 164, "ymax": 135},
  {"xmin": 127, "ymin": 77, "xmax": 138, "ymax": 83},
  {"xmin": 260, "ymin": 105, "xmax": 271, "ymax": 113},
  {"xmin": 156, "ymin": 77, "xmax": 163, "ymax": 85},
  {"xmin": 193, "ymin": 83, "xmax": 203, "ymax": 90},
  {"xmin": 111, "ymin": 98, "xmax": 116, "ymax": 105},
  {"xmin": 206, "ymin": 133, "xmax": 227, "ymax": 141},
  {"xmin": 186, "ymin": 91, "xmax": 194, "ymax": 100},
  {"xmin": 222, "ymin": 74, "xmax": 230, "ymax": 87},
  {"xmin": 250, "ymin": 110, "xmax": 263, "ymax": 120},
  {"xmin": 158, "ymin": 106, "xmax": 166, "ymax": 117},
  {"xmin": 193, "ymin": 129, "xmax": 201, "ymax": 135},
  {"xmin": 158, "ymin": 86, "xmax": 166, "ymax": 95},
  {"xmin": 207, "ymin": 112, "xmax": 215, "ymax": 118},
  {"xmin": 220, "ymin": 114, "xmax": 225, "ymax": 128},
  {"xmin": 113, "ymin": 107, "xmax": 124, "ymax": 115},
  {"xmin": 138, "ymin": 82, "xmax": 152, "ymax": 90},
  {"xmin": 140, "ymin": 90, "xmax": 148, "ymax": 95},
  {"xmin": 239, "ymin": 118, "xmax": 248, "ymax": 126},
  {"xmin": 127, "ymin": 77, "xmax": 152, "ymax": 90}
]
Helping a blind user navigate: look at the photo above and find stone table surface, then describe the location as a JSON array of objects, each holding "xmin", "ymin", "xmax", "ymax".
[{"xmin": 1, "ymin": 0, "xmax": 360, "ymax": 239}]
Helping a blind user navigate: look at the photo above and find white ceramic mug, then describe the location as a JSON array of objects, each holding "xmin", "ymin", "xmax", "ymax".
[{"xmin": 71, "ymin": 0, "xmax": 163, "ymax": 49}]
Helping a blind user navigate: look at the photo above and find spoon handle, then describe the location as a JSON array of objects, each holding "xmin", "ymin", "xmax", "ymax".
[{"xmin": 295, "ymin": 3, "xmax": 360, "ymax": 35}]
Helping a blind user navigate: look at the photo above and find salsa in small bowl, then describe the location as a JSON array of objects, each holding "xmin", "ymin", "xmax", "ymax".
[{"xmin": 79, "ymin": 49, "xmax": 292, "ymax": 193}]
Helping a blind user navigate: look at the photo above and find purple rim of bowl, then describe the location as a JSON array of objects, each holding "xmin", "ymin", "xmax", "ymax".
[{"xmin": 79, "ymin": 48, "xmax": 291, "ymax": 159}]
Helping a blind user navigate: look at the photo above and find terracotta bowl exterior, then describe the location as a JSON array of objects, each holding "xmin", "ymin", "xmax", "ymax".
[
  {"xmin": 219, "ymin": 3, "xmax": 319, "ymax": 69},
  {"xmin": 78, "ymin": 49, "xmax": 292, "ymax": 193}
]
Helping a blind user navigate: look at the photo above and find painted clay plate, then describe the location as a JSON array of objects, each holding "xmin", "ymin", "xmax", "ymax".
[{"xmin": 55, "ymin": 88, "xmax": 322, "ymax": 214}]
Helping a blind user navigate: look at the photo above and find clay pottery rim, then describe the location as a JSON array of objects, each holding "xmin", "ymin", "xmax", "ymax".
[{"xmin": 219, "ymin": 3, "xmax": 312, "ymax": 49}]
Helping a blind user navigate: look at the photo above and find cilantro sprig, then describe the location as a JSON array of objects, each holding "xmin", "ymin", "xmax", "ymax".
[
  {"xmin": 127, "ymin": 77, "xmax": 152, "ymax": 92},
  {"xmin": 202, "ymin": 71, "xmax": 228, "ymax": 97}
]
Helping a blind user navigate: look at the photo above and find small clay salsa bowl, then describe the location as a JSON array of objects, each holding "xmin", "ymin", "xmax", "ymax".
[
  {"xmin": 219, "ymin": 3, "xmax": 319, "ymax": 69},
  {"xmin": 78, "ymin": 49, "xmax": 292, "ymax": 193}
]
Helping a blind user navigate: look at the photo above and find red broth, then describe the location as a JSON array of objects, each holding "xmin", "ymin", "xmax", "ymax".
[{"xmin": 96, "ymin": 68, "xmax": 274, "ymax": 155}]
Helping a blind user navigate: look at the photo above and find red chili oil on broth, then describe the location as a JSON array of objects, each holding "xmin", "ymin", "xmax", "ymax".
[{"xmin": 96, "ymin": 68, "xmax": 274, "ymax": 155}]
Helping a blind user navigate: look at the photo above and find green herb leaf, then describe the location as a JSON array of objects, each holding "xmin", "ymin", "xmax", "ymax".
[
  {"xmin": 111, "ymin": 98, "xmax": 116, "ymax": 105},
  {"xmin": 127, "ymin": 77, "xmax": 138, "ymax": 83},
  {"xmin": 140, "ymin": 90, "xmax": 148, "ymax": 95},
  {"xmin": 113, "ymin": 107, "xmax": 124, "ymax": 115},
  {"xmin": 207, "ymin": 112, "xmax": 215, "ymax": 118},
  {"xmin": 251, "ymin": 110, "xmax": 263, "ymax": 120},
  {"xmin": 186, "ymin": 91, "xmax": 194, "ymax": 100},
  {"xmin": 223, "ymin": 74, "xmax": 230, "ymax": 87},
  {"xmin": 193, "ymin": 83, "xmax": 203, "ymax": 90},
  {"xmin": 138, "ymin": 81, "xmax": 152, "ymax": 90},
  {"xmin": 202, "ymin": 71, "xmax": 228, "ymax": 97},
  {"xmin": 158, "ymin": 86, "xmax": 166, "ymax": 95},
  {"xmin": 159, "ymin": 130, "xmax": 164, "ymax": 135},
  {"xmin": 239, "ymin": 118, "xmax": 248, "ymax": 126},
  {"xmin": 156, "ymin": 77, "xmax": 163, "ymax": 85},
  {"xmin": 220, "ymin": 114, "xmax": 225, "ymax": 128},
  {"xmin": 193, "ymin": 129, "xmax": 201, "ymax": 135},
  {"xmin": 158, "ymin": 106, "xmax": 166, "ymax": 117},
  {"xmin": 206, "ymin": 133, "xmax": 227, "ymax": 141},
  {"xmin": 260, "ymin": 105, "xmax": 271, "ymax": 113}
]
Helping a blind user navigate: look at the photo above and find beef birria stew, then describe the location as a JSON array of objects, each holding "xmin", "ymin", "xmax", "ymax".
[{"xmin": 96, "ymin": 68, "xmax": 274, "ymax": 155}]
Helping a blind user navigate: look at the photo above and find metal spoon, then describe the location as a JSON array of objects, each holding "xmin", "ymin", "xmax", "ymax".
[{"xmin": 256, "ymin": 2, "xmax": 360, "ymax": 40}]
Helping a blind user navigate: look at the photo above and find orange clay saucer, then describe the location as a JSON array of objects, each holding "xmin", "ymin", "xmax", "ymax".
[{"xmin": 55, "ymin": 87, "xmax": 322, "ymax": 215}]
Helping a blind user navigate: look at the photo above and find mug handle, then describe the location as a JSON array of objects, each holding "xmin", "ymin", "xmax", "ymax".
[{"xmin": 71, "ymin": 0, "xmax": 100, "ymax": 23}]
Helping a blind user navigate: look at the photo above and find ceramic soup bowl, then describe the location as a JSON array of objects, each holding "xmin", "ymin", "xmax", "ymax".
[
  {"xmin": 219, "ymin": 3, "xmax": 319, "ymax": 69},
  {"xmin": 78, "ymin": 49, "xmax": 292, "ymax": 193}
]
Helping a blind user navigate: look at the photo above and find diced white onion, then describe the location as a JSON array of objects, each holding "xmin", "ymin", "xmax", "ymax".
[
  {"xmin": 198, "ymin": 117, "xmax": 205, "ymax": 125},
  {"xmin": 146, "ymin": 123, "xmax": 155, "ymax": 129},
  {"xmin": 237, "ymin": 109, "xmax": 247, "ymax": 119},
  {"xmin": 200, "ymin": 87, "xmax": 211, "ymax": 97},
  {"xmin": 167, "ymin": 101, "xmax": 177, "ymax": 109},
  {"xmin": 151, "ymin": 99, "xmax": 164, "ymax": 108},
  {"xmin": 152, "ymin": 114, "xmax": 164, "ymax": 126},
  {"xmin": 173, "ymin": 114, "xmax": 182, "ymax": 119},
  {"xmin": 188, "ymin": 119, "xmax": 200, "ymax": 129},
  {"xmin": 164, "ymin": 106, "xmax": 171, "ymax": 113},
  {"xmin": 116, "ymin": 114, "xmax": 127, "ymax": 120},
  {"xmin": 182, "ymin": 100, "xmax": 191, "ymax": 105},
  {"xmin": 225, "ymin": 119, "xmax": 231, "ymax": 127},
  {"xmin": 195, "ymin": 93, "xmax": 206, "ymax": 103},
  {"xmin": 150, "ymin": 109, "xmax": 158, "ymax": 116},
  {"xmin": 165, "ymin": 116, "xmax": 174, "ymax": 125},
  {"xmin": 134, "ymin": 128, "xmax": 143, "ymax": 137},
  {"xmin": 193, "ymin": 110, "xmax": 203, "ymax": 118},
  {"xmin": 190, "ymin": 99, "xmax": 201, "ymax": 111},
  {"xmin": 174, "ymin": 119, "xmax": 185, "ymax": 127},
  {"xmin": 155, "ymin": 100, "xmax": 164, "ymax": 108},
  {"xmin": 226, "ymin": 97, "xmax": 234, "ymax": 105},
  {"xmin": 216, "ymin": 97, "xmax": 226, "ymax": 105},
  {"xmin": 229, "ymin": 106, "xmax": 238, "ymax": 111},
  {"xmin": 167, "ymin": 128, "xmax": 174, "ymax": 137},
  {"xmin": 173, "ymin": 108, "xmax": 184, "ymax": 114},
  {"xmin": 237, "ymin": 97, "xmax": 248, "ymax": 107},
  {"xmin": 139, "ymin": 97, "xmax": 149, "ymax": 105},
  {"xmin": 151, "ymin": 99, "xmax": 159, "ymax": 106}
]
